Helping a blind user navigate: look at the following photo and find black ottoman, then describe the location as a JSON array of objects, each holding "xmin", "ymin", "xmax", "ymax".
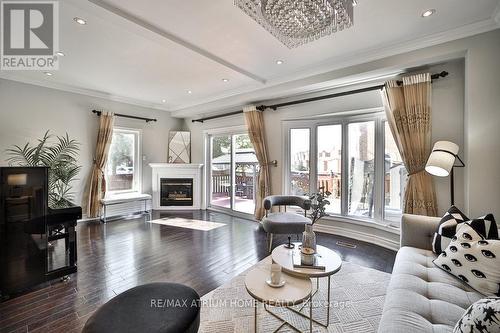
[{"xmin": 82, "ymin": 283, "xmax": 200, "ymax": 333}]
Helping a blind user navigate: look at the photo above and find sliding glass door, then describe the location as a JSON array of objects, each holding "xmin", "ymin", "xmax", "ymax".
[
  {"xmin": 210, "ymin": 135, "xmax": 232, "ymax": 209},
  {"xmin": 209, "ymin": 132, "xmax": 258, "ymax": 215}
]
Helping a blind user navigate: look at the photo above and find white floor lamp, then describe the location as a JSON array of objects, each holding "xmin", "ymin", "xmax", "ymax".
[{"xmin": 425, "ymin": 141, "xmax": 465, "ymax": 206}]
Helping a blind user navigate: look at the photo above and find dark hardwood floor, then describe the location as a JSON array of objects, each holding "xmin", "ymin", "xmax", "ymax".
[{"xmin": 0, "ymin": 210, "xmax": 396, "ymax": 333}]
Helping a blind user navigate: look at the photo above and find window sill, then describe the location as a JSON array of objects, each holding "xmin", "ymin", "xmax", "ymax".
[
  {"xmin": 103, "ymin": 191, "xmax": 149, "ymax": 202},
  {"xmin": 105, "ymin": 190, "xmax": 140, "ymax": 198},
  {"xmin": 286, "ymin": 209, "xmax": 401, "ymax": 234},
  {"xmin": 319, "ymin": 214, "xmax": 401, "ymax": 235}
]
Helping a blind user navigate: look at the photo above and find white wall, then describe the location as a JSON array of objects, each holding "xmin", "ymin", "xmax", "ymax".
[
  {"xmin": 0, "ymin": 79, "xmax": 183, "ymax": 211},
  {"xmin": 186, "ymin": 60, "xmax": 465, "ymax": 217}
]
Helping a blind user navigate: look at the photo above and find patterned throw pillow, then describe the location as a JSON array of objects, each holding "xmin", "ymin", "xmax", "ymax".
[
  {"xmin": 432, "ymin": 206, "xmax": 469, "ymax": 254},
  {"xmin": 434, "ymin": 222, "xmax": 500, "ymax": 296},
  {"xmin": 469, "ymin": 215, "xmax": 499, "ymax": 242},
  {"xmin": 453, "ymin": 297, "xmax": 500, "ymax": 333},
  {"xmin": 432, "ymin": 207, "xmax": 498, "ymax": 254}
]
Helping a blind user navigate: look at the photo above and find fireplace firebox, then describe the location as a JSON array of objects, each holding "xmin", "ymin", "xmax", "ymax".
[{"xmin": 160, "ymin": 178, "xmax": 193, "ymax": 206}]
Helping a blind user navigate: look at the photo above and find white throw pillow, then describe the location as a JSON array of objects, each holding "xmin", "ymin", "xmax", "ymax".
[
  {"xmin": 434, "ymin": 223, "xmax": 500, "ymax": 296},
  {"xmin": 453, "ymin": 297, "xmax": 500, "ymax": 333}
]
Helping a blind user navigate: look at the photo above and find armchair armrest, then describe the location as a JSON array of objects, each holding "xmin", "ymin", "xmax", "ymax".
[{"xmin": 400, "ymin": 214, "xmax": 441, "ymax": 250}]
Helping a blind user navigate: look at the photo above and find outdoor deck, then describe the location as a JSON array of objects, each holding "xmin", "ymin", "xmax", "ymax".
[{"xmin": 210, "ymin": 196, "xmax": 255, "ymax": 215}]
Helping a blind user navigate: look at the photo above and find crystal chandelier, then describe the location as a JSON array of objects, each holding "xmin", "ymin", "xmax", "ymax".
[{"xmin": 235, "ymin": 0, "xmax": 355, "ymax": 48}]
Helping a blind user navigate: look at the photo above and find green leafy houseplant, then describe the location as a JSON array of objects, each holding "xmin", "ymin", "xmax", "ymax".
[
  {"xmin": 6, "ymin": 131, "xmax": 81, "ymax": 206},
  {"xmin": 308, "ymin": 187, "xmax": 331, "ymax": 224}
]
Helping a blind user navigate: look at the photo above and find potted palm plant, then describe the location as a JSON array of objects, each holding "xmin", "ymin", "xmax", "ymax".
[{"xmin": 6, "ymin": 131, "xmax": 81, "ymax": 207}]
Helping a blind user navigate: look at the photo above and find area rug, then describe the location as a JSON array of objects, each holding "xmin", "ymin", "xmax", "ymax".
[
  {"xmin": 199, "ymin": 256, "xmax": 390, "ymax": 332},
  {"xmin": 148, "ymin": 217, "xmax": 226, "ymax": 231}
]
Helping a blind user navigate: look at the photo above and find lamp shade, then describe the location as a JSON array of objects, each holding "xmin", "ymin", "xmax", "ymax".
[
  {"xmin": 7, "ymin": 173, "xmax": 27, "ymax": 186},
  {"xmin": 425, "ymin": 141, "xmax": 459, "ymax": 177}
]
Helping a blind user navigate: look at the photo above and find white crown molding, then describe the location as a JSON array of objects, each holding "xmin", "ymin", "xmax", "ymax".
[
  {"xmin": 1, "ymin": 12, "xmax": 498, "ymax": 117},
  {"xmin": 172, "ymin": 18, "xmax": 500, "ymax": 117},
  {"xmin": 266, "ymin": 19, "xmax": 500, "ymax": 85},
  {"xmin": 285, "ymin": 21, "xmax": 490, "ymax": 84},
  {"xmin": 0, "ymin": 73, "xmax": 170, "ymax": 112}
]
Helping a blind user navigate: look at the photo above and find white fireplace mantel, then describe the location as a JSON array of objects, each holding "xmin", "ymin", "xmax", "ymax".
[{"xmin": 150, "ymin": 163, "xmax": 204, "ymax": 210}]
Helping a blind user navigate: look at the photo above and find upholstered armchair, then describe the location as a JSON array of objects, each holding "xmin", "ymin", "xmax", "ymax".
[{"xmin": 261, "ymin": 195, "xmax": 312, "ymax": 252}]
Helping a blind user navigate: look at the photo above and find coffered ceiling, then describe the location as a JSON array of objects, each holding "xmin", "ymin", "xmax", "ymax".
[{"xmin": 1, "ymin": 0, "xmax": 499, "ymax": 118}]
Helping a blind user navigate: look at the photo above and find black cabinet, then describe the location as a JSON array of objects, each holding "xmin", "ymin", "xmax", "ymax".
[{"xmin": 0, "ymin": 167, "xmax": 81, "ymax": 299}]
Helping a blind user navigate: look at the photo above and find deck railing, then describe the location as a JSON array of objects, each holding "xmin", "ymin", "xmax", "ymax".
[{"xmin": 212, "ymin": 174, "xmax": 255, "ymax": 199}]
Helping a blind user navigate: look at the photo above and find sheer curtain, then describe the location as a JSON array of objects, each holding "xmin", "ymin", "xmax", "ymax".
[
  {"xmin": 243, "ymin": 105, "xmax": 271, "ymax": 220},
  {"xmin": 87, "ymin": 112, "xmax": 114, "ymax": 218},
  {"xmin": 382, "ymin": 73, "xmax": 438, "ymax": 216}
]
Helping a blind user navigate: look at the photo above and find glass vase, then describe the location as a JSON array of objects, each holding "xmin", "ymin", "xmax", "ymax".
[{"xmin": 302, "ymin": 224, "xmax": 317, "ymax": 251}]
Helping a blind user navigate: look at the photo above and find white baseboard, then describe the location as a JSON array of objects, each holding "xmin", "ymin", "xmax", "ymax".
[{"xmin": 313, "ymin": 223, "xmax": 400, "ymax": 251}]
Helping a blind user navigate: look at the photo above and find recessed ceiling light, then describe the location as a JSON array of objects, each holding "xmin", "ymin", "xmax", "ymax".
[
  {"xmin": 44, "ymin": 72, "xmax": 53, "ymax": 76},
  {"xmin": 56, "ymin": 51, "xmax": 65, "ymax": 57},
  {"xmin": 421, "ymin": 9, "xmax": 436, "ymax": 17},
  {"xmin": 276, "ymin": 60, "xmax": 284, "ymax": 65},
  {"xmin": 222, "ymin": 78, "xmax": 229, "ymax": 82},
  {"xmin": 74, "ymin": 17, "xmax": 87, "ymax": 25},
  {"xmin": 161, "ymin": 99, "xmax": 167, "ymax": 103},
  {"xmin": 187, "ymin": 90, "xmax": 192, "ymax": 94}
]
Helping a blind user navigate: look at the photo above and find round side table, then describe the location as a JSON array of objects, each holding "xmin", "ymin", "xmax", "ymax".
[
  {"xmin": 271, "ymin": 243, "xmax": 342, "ymax": 328},
  {"xmin": 244, "ymin": 263, "xmax": 312, "ymax": 332}
]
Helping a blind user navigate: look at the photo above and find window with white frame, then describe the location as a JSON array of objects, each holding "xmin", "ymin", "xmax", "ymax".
[
  {"xmin": 105, "ymin": 128, "xmax": 142, "ymax": 194},
  {"xmin": 284, "ymin": 111, "xmax": 407, "ymax": 225}
]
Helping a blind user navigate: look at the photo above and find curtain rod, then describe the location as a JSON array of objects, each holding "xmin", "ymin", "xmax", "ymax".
[
  {"xmin": 92, "ymin": 110, "xmax": 157, "ymax": 123},
  {"xmin": 192, "ymin": 71, "xmax": 449, "ymax": 123}
]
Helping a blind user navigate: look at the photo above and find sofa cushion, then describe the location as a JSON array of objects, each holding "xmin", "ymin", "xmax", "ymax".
[
  {"xmin": 379, "ymin": 247, "xmax": 483, "ymax": 333},
  {"xmin": 434, "ymin": 222, "xmax": 500, "ymax": 297},
  {"xmin": 261, "ymin": 212, "xmax": 311, "ymax": 234}
]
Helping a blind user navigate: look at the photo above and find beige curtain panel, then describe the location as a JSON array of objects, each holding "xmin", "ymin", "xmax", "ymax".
[
  {"xmin": 87, "ymin": 112, "xmax": 114, "ymax": 218},
  {"xmin": 243, "ymin": 105, "xmax": 271, "ymax": 220},
  {"xmin": 382, "ymin": 73, "xmax": 438, "ymax": 216}
]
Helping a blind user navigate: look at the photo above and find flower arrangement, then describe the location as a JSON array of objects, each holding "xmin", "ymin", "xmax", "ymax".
[{"xmin": 308, "ymin": 187, "xmax": 331, "ymax": 224}]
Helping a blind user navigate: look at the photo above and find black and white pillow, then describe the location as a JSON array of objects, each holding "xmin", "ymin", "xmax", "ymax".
[
  {"xmin": 432, "ymin": 206, "xmax": 469, "ymax": 254},
  {"xmin": 434, "ymin": 222, "xmax": 500, "ymax": 296},
  {"xmin": 453, "ymin": 297, "xmax": 500, "ymax": 333},
  {"xmin": 432, "ymin": 207, "xmax": 498, "ymax": 254},
  {"xmin": 469, "ymin": 215, "xmax": 499, "ymax": 242}
]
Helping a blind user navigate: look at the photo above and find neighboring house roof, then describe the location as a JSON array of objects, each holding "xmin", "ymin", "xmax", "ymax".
[{"xmin": 212, "ymin": 149, "xmax": 258, "ymax": 164}]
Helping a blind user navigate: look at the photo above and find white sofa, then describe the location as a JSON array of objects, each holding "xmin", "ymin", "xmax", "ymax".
[{"xmin": 378, "ymin": 214, "xmax": 483, "ymax": 333}]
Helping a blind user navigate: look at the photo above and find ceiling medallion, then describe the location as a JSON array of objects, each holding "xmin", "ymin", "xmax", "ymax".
[{"xmin": 235, "ymin": 0, "xmax": 354, "ymax": 48}]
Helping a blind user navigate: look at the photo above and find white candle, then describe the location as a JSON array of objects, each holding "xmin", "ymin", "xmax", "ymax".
[{"xmin": 270, "ymin": 263, "xmax": 282, "ymax": 284}]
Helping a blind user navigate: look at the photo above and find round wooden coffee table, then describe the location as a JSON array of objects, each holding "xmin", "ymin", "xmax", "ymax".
[
  {"xmin": 271, "ymin": 243, "xmax": 342, "ymax": 328},
  {"xmin": 245, "ymin": 263, "xmax": 312, "ymax": 332}
]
